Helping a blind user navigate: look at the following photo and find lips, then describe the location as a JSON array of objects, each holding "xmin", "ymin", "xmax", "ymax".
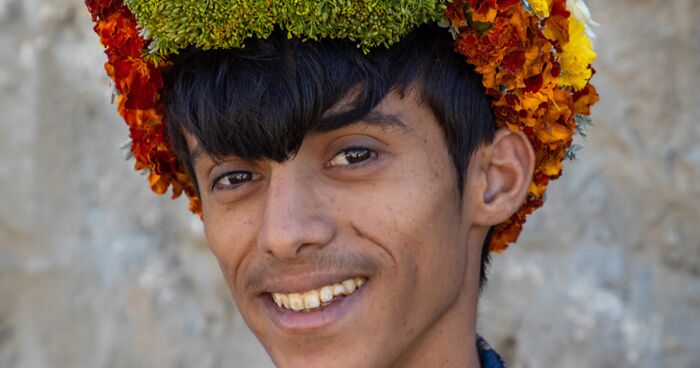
[{"xmin": 257, "ymin": 274, "xmax": 370, "ymax": 332}]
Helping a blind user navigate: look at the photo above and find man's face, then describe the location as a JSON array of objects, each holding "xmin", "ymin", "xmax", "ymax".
[{"xmin": 188, "ymin": 89, "xmax": 482, "ymax": 367}]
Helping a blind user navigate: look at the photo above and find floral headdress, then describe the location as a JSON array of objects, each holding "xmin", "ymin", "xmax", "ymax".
[{"xmin": 86, "ymin": 0, "xmax": 599, "ymax": 253}]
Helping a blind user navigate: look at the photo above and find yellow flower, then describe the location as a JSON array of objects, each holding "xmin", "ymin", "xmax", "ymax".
[
  {"xmin": 558, "ymin": 17, "xmax": 596, "ymax": 90},
  {"xmin": 528, "ymin": 0, "xmax": 552, "ymax": 18},
  {"xmin": 567, "ymin": 0, "xmax": 599, "ymax": 38}
]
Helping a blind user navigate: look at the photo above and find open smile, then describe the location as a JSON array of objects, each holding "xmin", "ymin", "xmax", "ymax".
[
  {"xmin": 259, "ymin": 276, "xmax": 369, "ymax": 333},
  {"xmin": 271, "ymin": 276, "xmax": 366, "ymax": 312}
]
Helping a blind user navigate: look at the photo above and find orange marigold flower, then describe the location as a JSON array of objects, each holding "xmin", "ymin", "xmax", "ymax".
[
  {"xmin": 96, "ymin": 7, "xmax": 144, "ymax": 58},
  {"xmin": 468, "ymin": 0, "xmax": 499, "ymax": 23},
  {"xmin": 87, "ymin": 0, "xmax": 599, "ymax": 253},
  {"xmin": 542, "ymin": 0, "xmax": 570, "ymax": 50},
  {"xmin": 111, "ymin": 58, "xmax": 162, "ymax": 109},
  {"xmin": 449, "ymin": 0, "xmax": 598, "ymax": 251},
  {"xmin": 445, "ymin": 2, "xmax": 468, "ymax": 27},
  {"xmin": 572, "ymin": 83, "xmax": 600, "ymax": 115},
  {"xmin": 148, "ymin": 172, "xmax": 170, "ymax": 195}
]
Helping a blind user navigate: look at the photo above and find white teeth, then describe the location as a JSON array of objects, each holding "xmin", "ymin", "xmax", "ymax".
[
  {"xmin": 355, "ymin": 277, "xmax": 364, "ymax": 287},
  {"xmin": 289, "ymin": 293, "xmax": 304, "ymax": 311},
  {"xmin": 304, "ymin": 291, "xmax": 321, "ymax": 309},
  {"xmin": 342, "ymin": 279, "xmax": 356, "ymax": 294},
  {"xmin": 273, "ymin": 293, "xmax": 283, "ymax": 307},
  {"xmin": 319, "ymin": 286, "xmax": 333, "ymax": 303},
  {"xmin": 332, "ymin": 283, "xmax": 345, "ymax": 296},
  {"xmin": 271, "ymin": 277, "xmax": 367, "ymax": 312}
]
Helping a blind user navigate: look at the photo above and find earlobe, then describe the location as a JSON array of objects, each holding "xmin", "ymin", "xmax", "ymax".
[{"xmin": 470, "ymin": 128, "xmax": 535, "ymax": 226}]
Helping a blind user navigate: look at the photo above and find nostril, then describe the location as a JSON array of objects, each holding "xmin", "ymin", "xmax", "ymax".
[{"xmin": 257, "ymin": 214, "xmax": 336, "ymax": 260}]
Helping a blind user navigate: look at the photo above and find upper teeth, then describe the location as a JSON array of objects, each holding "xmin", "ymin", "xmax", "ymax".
[{"xmin": 272, "ymin": 277, "xmax": 366, "ymax": 312}]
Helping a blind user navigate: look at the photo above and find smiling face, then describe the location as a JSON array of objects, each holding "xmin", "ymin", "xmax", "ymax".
[{"xmin": 187, "ymin": 88, "xmax": 488, "ymax": 368}]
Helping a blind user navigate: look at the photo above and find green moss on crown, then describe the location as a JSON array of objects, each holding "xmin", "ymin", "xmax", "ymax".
[{"xmin": 125, "ymin": 0, "xmax": 447, "ymax": 56}]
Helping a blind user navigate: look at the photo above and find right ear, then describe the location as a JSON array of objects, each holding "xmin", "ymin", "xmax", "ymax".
[{"xmin": 466, "ymin": 128, "xmax": 535, "ymax": 227}]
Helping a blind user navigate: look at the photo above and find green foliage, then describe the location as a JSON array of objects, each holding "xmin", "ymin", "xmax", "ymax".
[
  {"xmin": 574, "ymin": 113, "xmax": 594, "ymax": 138},
  {"xmin": 125, "ymin": 0, "xmax": 447, "ymax": 56}
]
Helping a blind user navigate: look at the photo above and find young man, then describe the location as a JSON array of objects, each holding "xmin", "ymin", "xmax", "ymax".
[{"xmin": 87, "ymin": 1, "xmax": 599, "ymax": 367}]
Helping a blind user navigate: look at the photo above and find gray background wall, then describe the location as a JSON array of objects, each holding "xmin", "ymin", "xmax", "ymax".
[{"xmin": 1, "ymin": 0, "xmax": 698, "ymax": 367}]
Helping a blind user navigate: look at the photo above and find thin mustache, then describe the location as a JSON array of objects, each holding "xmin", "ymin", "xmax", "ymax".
[{"xmin": 245, "ymin": 252, "xmax": 381, "ymax": 291}]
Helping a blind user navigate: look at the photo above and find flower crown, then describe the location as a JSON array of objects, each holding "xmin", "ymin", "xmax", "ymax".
[{"xmin": 86, "ymin": 0, "xmax": 599, "ymax": 253}]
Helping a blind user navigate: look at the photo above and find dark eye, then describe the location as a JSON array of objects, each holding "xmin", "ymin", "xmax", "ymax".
[
  {"xmin": 212, "ymin": 171, "xmax": 260, "ymax": 191},
  {"xmin": 328, "ymin": 147, "xmax": 377, "ymax": 167}
]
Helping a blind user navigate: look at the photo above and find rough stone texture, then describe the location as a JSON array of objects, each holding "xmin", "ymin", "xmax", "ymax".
[{"xmin": 0, "ymin": 0, "xmax": 698, "ymax": 367}]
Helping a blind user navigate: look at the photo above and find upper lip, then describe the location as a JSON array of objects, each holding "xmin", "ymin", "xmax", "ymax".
[{"xmin": 258, "ymin": 272, "xmax": 368, "ymax": 295}]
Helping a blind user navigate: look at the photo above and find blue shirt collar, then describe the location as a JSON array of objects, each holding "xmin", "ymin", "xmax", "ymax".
[{"xmin": 477, "ymin": 336, "xmax": 507, "ymax": 368}]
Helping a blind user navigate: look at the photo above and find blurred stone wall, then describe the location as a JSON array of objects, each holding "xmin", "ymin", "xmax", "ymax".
[{"xmin": 0, "ymin": 0, "xmax": 697, "ymax": 367}]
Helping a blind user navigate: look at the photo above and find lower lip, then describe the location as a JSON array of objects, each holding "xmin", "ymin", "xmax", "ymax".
[{"xmin": 260, "ymin": 283, "xmax": 368, "ymax": 334}]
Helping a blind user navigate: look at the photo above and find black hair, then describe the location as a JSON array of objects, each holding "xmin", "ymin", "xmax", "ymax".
[{"xmin": 162, "ymin": 24, "xmax": 496, "ymax": 289}]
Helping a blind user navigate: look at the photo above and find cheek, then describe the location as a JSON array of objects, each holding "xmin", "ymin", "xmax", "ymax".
[
  {"xmin": 202, "ymin": 208, "xmax": 258, "ymax": 291},
  {"xmin": 338, "ymin": 151, "xmax": 468, "ymax": 354},
  {"xmin": 386, "ymin": 179, "xmax": 464, "ymax": 275},
  {"xmin": 396, "ymin": 172, "xmax": 468, "ymax": 319},
  {"xmin": 357, "ymin": 148, "xmax": 468, "ymax": 290}
]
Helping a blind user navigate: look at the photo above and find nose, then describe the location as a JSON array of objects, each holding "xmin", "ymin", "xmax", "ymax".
[{"xmin": 256, "ymin": 164, "xmax": 335, "ymax": 260}]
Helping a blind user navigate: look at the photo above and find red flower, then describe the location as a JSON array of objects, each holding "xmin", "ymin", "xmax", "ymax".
[
  {"xmin": 524, "ymin": 74, "xmax": 544, "ymax": 93},
  {"xmin": 448, "ymin": 0, "xmax": 597, "ymax": 252},
  {"xmin": 85, "ymin": 0, "xmax": 600, "ymax": 253},
  {"xmin": 502, "ymin": 50, "xmax": 526, "ymax": 73},
  {"xmin": 88, "ymin": 0, "xmax": 199, "ymax": 213},
  {"xmin": 85, "ymin": 0, "xmax": 115, "ymax": 20}
]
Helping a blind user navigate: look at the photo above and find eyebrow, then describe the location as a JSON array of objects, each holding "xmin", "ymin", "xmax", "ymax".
[
  {"xmin": 188, "ymin": 110, "xmax": 409, "ymax": 164},
  {"xmin": 354, "ymin": 111, "xmax": 409, "ymax": 131},
  {"xmin": 315, "ymin": 110, "xmax": 409, "ymax": 133}
]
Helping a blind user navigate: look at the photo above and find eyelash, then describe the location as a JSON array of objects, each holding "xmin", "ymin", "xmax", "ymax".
[
  {"xmin": 211, "ymin": 171, "xmax": 260, "ymax": 192},
  {"xmin": 210, "ymin": 147, "xmax": 378, "ymax": 192},
  {"xmin": 328, "ymin": 147, "xmax": 378, "ymax": 168}
]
